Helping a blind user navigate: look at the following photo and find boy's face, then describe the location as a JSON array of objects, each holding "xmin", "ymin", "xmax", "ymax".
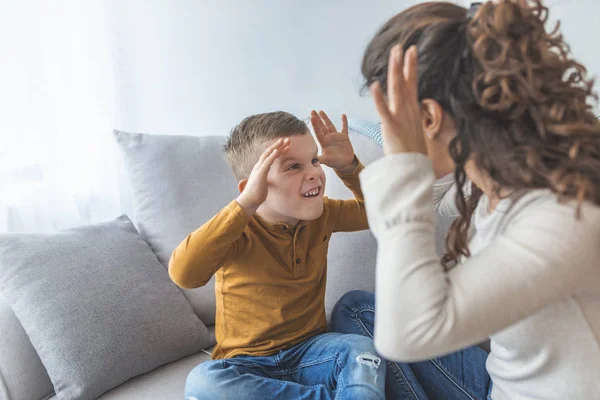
[{"xmin": 257, "ymin": 133, "xmax": 326, "ymax": 226}]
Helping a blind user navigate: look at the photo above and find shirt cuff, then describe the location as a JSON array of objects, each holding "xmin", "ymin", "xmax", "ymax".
[{"xmin": 335, "ymin": 155, "xmax": 364, "ymax": 178}]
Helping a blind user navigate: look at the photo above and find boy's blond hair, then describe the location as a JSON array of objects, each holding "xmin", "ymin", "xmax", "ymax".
[{"xmin": 224, "ymin": 111, "xmax": 309, "ymax": 180}]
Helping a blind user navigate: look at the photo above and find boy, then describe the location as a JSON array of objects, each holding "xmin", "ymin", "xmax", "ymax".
[{"xmin": 169, "ymin": 110, "xmax": 385, "ymax": 399}]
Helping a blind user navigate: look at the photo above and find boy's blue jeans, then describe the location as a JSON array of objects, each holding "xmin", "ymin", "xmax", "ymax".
[
  {"xmin": 331, "ymin": 290, "xmax": 492, "ymax": 400},
  {"xmin": 185, "ymin": 332, "xmax": 386, "ymax": 400}
]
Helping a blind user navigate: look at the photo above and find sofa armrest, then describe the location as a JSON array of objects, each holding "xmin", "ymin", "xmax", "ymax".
[{"xmin": 0, "ymin": 292, "xmax": 54, "ymax": 400}]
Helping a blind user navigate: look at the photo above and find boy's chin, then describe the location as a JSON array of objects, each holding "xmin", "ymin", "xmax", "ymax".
[{"xmin": 295, "ymin": 206, "xmax": 324, "ymax": 221}]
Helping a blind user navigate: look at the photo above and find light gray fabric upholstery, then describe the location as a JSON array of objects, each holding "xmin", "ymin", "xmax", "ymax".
[
  {"xmin": 0, "ymin": 216, "xmax": 211, "ymax": 400},
  {"xmin": 0, "ymin": 292, "xmax": 53, "ymax": 400},
  {"xmin": 46, "ymin": 351, "xmax": 212, "ymax": 400},
  {"xmin": 114, "ymin": 131, "xmax": 238, "ymax": 325}
]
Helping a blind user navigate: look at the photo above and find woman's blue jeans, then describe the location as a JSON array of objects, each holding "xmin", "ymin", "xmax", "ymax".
[
  {"xmin": 331, "ymin": 290, "xmax": 492, "ymax": 400},
  {"xmin": 185, "ymin": 332, "xmax": 386, "ymax": 400}
]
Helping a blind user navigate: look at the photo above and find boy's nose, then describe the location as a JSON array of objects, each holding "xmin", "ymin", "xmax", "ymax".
[
  {"xmin": 305, "ymin": 165, "xmax": 323, "ymax": 181},
  {"xmin": 305, "ymin": 170, "xmax": 320, "ymax": 180}
]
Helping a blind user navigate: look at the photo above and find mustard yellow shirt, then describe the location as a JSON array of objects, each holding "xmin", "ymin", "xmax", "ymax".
[{"xmin": 169, "ymin": 161, "xmax": 367, "ymax": 359}]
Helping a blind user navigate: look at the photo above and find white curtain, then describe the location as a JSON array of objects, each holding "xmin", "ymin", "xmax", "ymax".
[{"xmin": 0, "ymin": 1, "xmax": 122, "ymax": 232}]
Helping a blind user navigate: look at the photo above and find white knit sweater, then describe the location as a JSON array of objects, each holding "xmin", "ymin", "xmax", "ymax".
[{"xmin": 360, "ymin": 153, "xmax": 600, "ymax": 400}]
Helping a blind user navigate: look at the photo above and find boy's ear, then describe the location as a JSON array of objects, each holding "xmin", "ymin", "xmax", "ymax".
[
  {"xmin": 420, "ymin": 99, "xmax": 444, "ymax": 140},
  {"xmin": 238, "ymin": 178, "xmax": 248, "ymax": 193}
]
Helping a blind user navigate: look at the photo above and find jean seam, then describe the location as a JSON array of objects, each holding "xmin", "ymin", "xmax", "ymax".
[
  {"xmin": 429, "ymin": 358, "xmax": 478, "ymax": 400},
  {"xmin": 351, "ymin": 307, "xmax": 419, "ymax": 400},
  {"xmin": 334, "ymin": 353, "xmax": 345, "ymax": 400},
  {"xmin": 273, "ymin": 355, "xmax": 338, "ymax": 376}
]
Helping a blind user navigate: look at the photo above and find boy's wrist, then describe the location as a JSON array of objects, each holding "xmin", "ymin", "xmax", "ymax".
[
  {"xmin": 235, "ymin": 194, "xmax": 260, "ymax": 217},
  {"xmin": 335, "ymin": 155, "xmax": 359, "ymax": 174}
]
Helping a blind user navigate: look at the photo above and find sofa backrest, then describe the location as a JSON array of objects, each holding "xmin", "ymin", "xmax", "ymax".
[{"xmin": 0, "ymin": 127, "xmax": 454, "ymax": 400}]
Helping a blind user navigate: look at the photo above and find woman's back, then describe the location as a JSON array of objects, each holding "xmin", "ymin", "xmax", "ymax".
[
  {"xmin": 469, "ymin": 189, "xmax": 600, "ymax": 399},
  {"xmin": 361, "ymin": 156, "xmax": 600, "ymax": 399}
]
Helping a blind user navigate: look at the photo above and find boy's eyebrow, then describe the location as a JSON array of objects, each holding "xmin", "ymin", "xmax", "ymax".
[{"xmin": 280, "ymin": 150, "xmax": 318, "ymax": 165}]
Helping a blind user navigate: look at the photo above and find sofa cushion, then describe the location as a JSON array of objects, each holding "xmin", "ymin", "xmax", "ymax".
[
  {"xmin": 114, "ymin": 132, "xmax": 238, "ymax": 326},
  {"xmin": 0, "ymin": 216, "xmax": 212, "ymax": 400},
  {"xmin": 45, "ymin": 351, "xmax": 212, "ymax": 400}
]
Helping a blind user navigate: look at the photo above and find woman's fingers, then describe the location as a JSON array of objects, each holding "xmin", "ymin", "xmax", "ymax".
[
  {"xmin": 371, "ymin": 82, "xmax": 393, "ymax": 123},
  {"xmin": 374, "ymin": 44, "xmax": 419, "ymax": 123},
  {"xmin": 404, "ymin": 45, "xmax": 418, "ymax": 99},
  {"xmin": 387, "ymin": 44, "xmax": 406, "ymax": 113}
]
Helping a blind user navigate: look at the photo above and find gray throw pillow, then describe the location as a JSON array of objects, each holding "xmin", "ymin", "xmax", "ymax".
[
  {"xmin": 0, "ymin": 216, "xmax": 211, "ymax": 400},
  {"xmin": 115, "ymin": 131, "xmax": 239, "ymax": 325}
]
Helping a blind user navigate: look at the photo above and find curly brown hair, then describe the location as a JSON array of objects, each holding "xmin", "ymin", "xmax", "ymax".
[{"xmin": 362, "ymin": 0, "xmax": 600, "ymax": 269}]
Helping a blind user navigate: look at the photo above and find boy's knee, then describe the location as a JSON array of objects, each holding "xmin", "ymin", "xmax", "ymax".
[
  {"xmin": 332, "ymin": 290, "xmax": 373, "ymax": 330},
  {"xmin": 185, "ymin": 361, "xmax": 223, "ymax": 400},
  {"xmin": 334, "ymin": 290, "xmax": 373, "ymax": 314},
  {"xmin": 348, "ymin": 333, "xmax": 378, "ymax": 355},
  {"xmin": 333, "ymin": 333, "xmax": 378, "ymax": 362}
]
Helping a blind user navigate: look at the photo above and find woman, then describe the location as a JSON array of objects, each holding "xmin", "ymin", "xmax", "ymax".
[{"xmin": 332, "ymin": 1, "xmax": 600, "ymax": 399}]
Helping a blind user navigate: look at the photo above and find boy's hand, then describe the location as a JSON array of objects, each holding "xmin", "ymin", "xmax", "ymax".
[
  {"xmin": 310, "ymin": 110, "xmax": 357, "ymax": 173},
  {"xmin": 236, "ymin": 138, "xmax": 290, "ymax": 215}
]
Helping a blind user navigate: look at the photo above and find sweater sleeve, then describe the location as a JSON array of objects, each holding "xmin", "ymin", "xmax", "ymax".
[
  {"xmin": 433, "ymin": 173, "xmax": 472, "ymax": 217},
  {"xmin": 360, "ymin": 153, "xmax": 600, "ymax": 362},
  {"xmin": 168, "ymin": 199, "xmax": 250, "ymax": 289}
]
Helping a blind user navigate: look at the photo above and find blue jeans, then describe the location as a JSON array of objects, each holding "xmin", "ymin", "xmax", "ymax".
[
  {"xmin": 185, "ymin": 332, "xmax": 386, "ymax": 400},
  {"xmin": 331, "ymin": 291, "xmax": 492, "ymax": 400}
]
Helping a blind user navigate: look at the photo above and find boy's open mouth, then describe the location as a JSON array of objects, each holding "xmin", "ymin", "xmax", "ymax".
[{"xmin": 301, "ymin": 186, "xmax": 321, "ymax": 198}]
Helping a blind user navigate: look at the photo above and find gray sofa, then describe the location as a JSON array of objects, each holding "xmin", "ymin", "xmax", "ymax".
[{"xmin": 0, "ymin": 126, "xmax": 452, "ymax": 400}]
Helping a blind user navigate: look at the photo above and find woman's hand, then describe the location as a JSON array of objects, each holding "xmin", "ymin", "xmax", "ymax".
[{"xmin": 371, "ymin": 44, "xmax": 427, "ymax": 156}]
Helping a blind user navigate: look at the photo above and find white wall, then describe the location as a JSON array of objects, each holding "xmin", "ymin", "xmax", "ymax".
[
  {"xmin": 550, "ymin": 0, "xmax": 600, "ymax": 114},
  {"xmin": 109, "ymin": 0, "xmax": 415, "ymax": 135},
  {"xmin": 110, "ymin": 0, "xmax": 600, "ymax": 137}
]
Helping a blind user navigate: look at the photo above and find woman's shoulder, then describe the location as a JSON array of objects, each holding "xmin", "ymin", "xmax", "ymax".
[
  {"xmin": 496, "ymin": 189, "xmax": 600, "ymax": 290},
  {"xmin": 502, "ymin": 189, "xmax": 600, "ymax": 265},
  {"xmin": 505, "ymin": 189, "xmax": 600, "ymax": 225}
]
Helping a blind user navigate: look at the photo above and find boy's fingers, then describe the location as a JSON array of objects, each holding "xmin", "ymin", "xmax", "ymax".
[
  {"xmin": 318, "ymin": 154, "xmax": 331, "ymax": 166},
  {"xmin": 318, "ymin": 111, "xmax": 337, "ymax": 133},
  {"xmin": 341, "ymin": 114, "xmax": 348, "ymax": 135},
  {"xmin": 262, "ymin": 142, "xmax": 289, "ymax": 170},
  {"xmin": 310, "ymin": 110, "xmax": 327, "ymax": 140},
  {"xmin": 258, "ymin": 148, "xmax": 279, "ymax": 175},
  {"xmin": 259, "ymin": 139, "xmax": 283, "ymax": 162},
  {"xmin": 371, "ymin": 82, "xmax": 393, "ymax": 123}
]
